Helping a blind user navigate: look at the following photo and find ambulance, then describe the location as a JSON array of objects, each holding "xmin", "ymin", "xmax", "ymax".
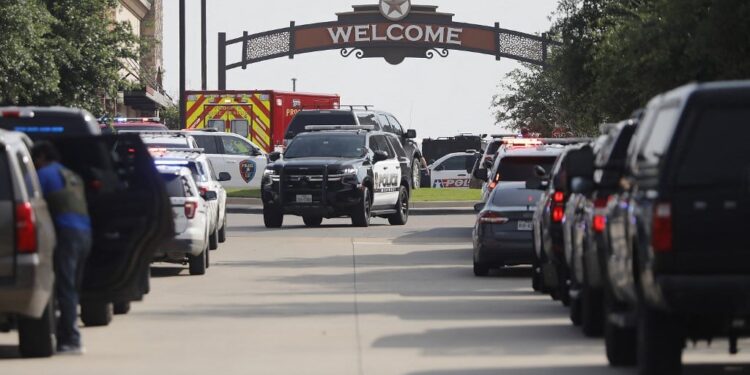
[{"xmin": 184, "ymin": 90, "xmax": 340, "ymax": 153}]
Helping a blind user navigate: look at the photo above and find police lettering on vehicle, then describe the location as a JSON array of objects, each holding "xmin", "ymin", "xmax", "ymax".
[{"xmin": 374, "ymin": 170, "xmax": 400, "ymax": 193}]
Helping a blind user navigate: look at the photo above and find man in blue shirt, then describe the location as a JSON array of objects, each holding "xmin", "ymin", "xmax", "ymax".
[{"xmin": 32, "ymin": 141, "xmax": 91, "ymax": 355}]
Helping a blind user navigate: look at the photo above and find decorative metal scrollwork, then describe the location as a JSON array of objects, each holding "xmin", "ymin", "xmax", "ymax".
[
  {"xmin": 425, "ymin": 48, "xmax": 449, "ymax": 59},
  {"xmin": 246, "ymin": 31, "xmax": 291, "ymax": 61},
  {"xmin": 340, "ymin": 48, "xmax": 365, "ymax": 59},
  {"xmin": 498, "ymin": 31, "xmax": 545, "ymax": 63}
]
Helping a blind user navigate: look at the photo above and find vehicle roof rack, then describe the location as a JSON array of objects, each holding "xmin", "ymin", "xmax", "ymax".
[
  {"xmin": 122, "ymin": 130, "xmax": 190, "ymax": 137},
  {"xmin": 186, "ymin": 128, "xmax": 219, "ymax": 132},
  {"xmin": 490, "ymin": 134, "xmax": 520, "ymax": 139},
  {"xmin": 305, "ymin": 125, "xmax": 375, "ymax": 132}
]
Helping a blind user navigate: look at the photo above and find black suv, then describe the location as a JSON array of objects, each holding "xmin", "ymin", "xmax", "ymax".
[
  {"xmin": 262, "ymin": 127, "xmax": 412, "ymax": 228},
  {"xmin": 285, "ymin": 108, "xmax": 425, "ymax": 189},
  {"xmin": 570, "ymin": 82, "xmax": 750, "ymax": 374}
]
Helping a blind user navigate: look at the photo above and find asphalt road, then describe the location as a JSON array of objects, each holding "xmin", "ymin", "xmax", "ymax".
[{"xmin": 0, "ymin": 213, "xmax": 748, "ymax": 374}]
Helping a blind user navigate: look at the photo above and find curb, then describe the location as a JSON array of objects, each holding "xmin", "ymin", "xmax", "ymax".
[{"xmin": 226, "ymin": 205, "xmax": 475, "ymax": 216}]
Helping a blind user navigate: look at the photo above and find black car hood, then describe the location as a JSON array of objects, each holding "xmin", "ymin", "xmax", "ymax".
[{"xmin": 271, "ymin": 157, "xmax": 364, "ymax": 171}]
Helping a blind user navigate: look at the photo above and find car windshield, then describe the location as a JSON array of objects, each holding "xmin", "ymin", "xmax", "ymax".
[
  {"xmin": 285, "ymin": 112, "xmax": 357, "ymax": 139},
  {"xmin": 496, "ymin": 156, "xmax": 557, "ymax": 182},
  {"xmin": 491, "ymin": 188, "xmax": 543, "ymax": 206},
  {"xmin": 284, "ymin": 134, "xmax": 367, "ymax": 159}
]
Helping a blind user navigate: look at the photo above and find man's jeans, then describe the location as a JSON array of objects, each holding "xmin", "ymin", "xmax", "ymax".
[{"xmin": 54, "ymin": 227, "xmax": 92, "ymax": 348}]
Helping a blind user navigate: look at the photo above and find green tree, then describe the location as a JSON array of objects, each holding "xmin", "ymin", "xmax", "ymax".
[{"xmin": 0, "ymin": 0, "xmax": 58, "ymax": 105}]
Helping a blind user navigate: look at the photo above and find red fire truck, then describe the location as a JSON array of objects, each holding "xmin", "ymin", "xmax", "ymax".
[{"xmin": 184, "ymin": 90, "xmax": 340, "ymax": 152}]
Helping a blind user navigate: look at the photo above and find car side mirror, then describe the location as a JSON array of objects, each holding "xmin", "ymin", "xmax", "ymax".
[
  {"xmin": 269, "ymin": 152, "xmax": 281, "ymax": 162},
  {"xmin": 474, "ymin": 202, "xmax": 485, "ymax": 213},
  {"xmin": 570, "ymin": 177, "xmax": 595, "ymax": 195},
  {"xmin": 405, "ymin": 129, "xmax": 417, "ymax": 139},
  {"xmin": 203, "ymin": 191, "xmax": 218, "ymax": 201},
  {"xmin": 473, "ymin": 168, "xmax": 488, "ymax": 182},
  {"xmin": 534, "ymin": 165, "xmax": 547, "ymax": 178},
  {"xmin": 218, "ymin": 172, "xmax": 232, "ymax": 182},
  {"xmin": 250, "ymin": 148, "xmax": 261, "ymax": 156},
  {"xmin": 373, "ymin": 150, "xmax": 389, "ymax": 164}
]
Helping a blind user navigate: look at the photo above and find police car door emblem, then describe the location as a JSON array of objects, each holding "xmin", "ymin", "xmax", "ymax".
[
  {"xmin": 239, "ymin": 160, "xmax": 256, "ymax": 183},
  {"xmin": 380, "ymin": 0, "xmax": 411, "ymax": 21}
]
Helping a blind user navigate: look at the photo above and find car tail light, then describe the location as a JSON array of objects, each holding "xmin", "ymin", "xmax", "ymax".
[
  {"xmin": 593, "ymin": 215, "xmax": 606, "ymax": 233},
  {"xmin": 652, "ymin": 203, "xmax": 672, "ymax": 253},
  {"xmin": 1, "ymin": 111, "xmax": 20, "ymax": 118},
  {"xmin": 478, "ymin": 211, "xmax": 509, "ymax": 224},
  {"xmin": 15, "ymin": 203, "xmax": 37, "ymax": 253},
  {"xmin": 553, "ymin": 191, "xmax": 565, "ymax": 203},
  {"xmin": 552, "ymin": 206, "xmax": 565, "ymax": 223},
  {"xmin": 592, "ymin": 197, "xmax": 608, "ymax": 233},
  {"xmin": 594, "ymin": 197, "xmax": 608, "ymax": 209},
  {"xmin": 184, "ymin": 201, "xmax": 198, "ymax": 219},
  {"xmin": 488, "ymin": 181, "xmax": 497, "ymax": 191}
]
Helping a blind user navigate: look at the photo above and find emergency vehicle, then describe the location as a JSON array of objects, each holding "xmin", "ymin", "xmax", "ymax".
[
  {"xmin": 427, "ymin": 151, "xmax": 481, "ymax": 189},
  {"xmin": 184, "ymin": 91, "xmax": 340, "ymax": 153}
]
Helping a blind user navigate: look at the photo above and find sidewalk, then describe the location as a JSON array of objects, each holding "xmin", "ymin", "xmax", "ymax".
[{"xmin": 226, "ymin": 198, "xmax": 476, "ymax": 216}]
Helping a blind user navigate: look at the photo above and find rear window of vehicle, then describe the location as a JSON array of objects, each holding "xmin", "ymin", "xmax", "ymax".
[
  {"xmin": 0, "ymin": 149, "xmax": 11, "ymax": 200},
  {"xmin": 492, "ymin": 188, "xmax": 543, "ymax": 206},
  {"xmin": 0, "ymin": 113, "xmax": 98, "ymax": 139},
  {"xmin": 192, "ymin": 135, "xmax": 220, "ymax": 154},
  {"xmin": 486, "ymin": 141, "xmax": 502, "ymax": 156},
  {"xmin": 285, "ymin": 112, "xmax": 357, "ymax": 139},
  {"xmin": 674, "ymin": 107, "xmax": 750, "ymax": 187},
  {"xmin": 496, "ymin": 156, "xmax": 557, "ymax": 182},
  {"xmin": 160, "ymin": 173, "xmax": 189, "ymax": 197}
]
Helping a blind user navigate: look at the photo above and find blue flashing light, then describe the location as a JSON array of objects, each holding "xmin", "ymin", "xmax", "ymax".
[{"xmin": 14, "ymin": 126, "xmax": 65, "ymax": 134}]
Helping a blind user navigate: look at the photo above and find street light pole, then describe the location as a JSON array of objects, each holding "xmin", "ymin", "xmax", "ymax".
[
  {"xmin": 201, "ymin": 0, "xmax": 207, "ymax": 90},
  {"xmin": 179, "ymin": 0, "xmax": 186, "ymax": 129},
  {"xmin": 292, "ymin": 78, "xmax": 297, "ymax": 92}
]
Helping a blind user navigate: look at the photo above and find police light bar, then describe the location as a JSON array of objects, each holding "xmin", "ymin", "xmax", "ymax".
[
  {"xmin": 1, "ymin": 109, "xmax": 35, "ymax": 119},
  {"xmin": 305, "ymin": 125, "xmax": 375, "ymax": 131},
  {"xmin": 114, "ymin": 117, "xmax": 162, "ymax": 123},
  {"xmin": 502, "ymin": 137, "xmax": 543, "ymax": 147}
]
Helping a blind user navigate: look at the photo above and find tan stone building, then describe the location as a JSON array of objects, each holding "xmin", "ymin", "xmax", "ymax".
[{"xmin": 112, "ymin": 0, "xmax": 172, "ymax": 117}]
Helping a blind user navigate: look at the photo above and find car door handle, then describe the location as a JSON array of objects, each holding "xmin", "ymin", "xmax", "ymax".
[
  {"xmin": 458, "ymin": 174, "xmax": 467, "ymax": 177},
  {"xmin": 383, "ymin": 167, "xmax": 389, "ymax": 170}
]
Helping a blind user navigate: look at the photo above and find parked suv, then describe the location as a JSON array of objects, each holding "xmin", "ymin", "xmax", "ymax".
[
  {"xmin": 285, "ymin": 108, "xmax": 424, "ymax": 189},
  {"xmin": 0, "ymin": 130, "xmax": 57, "ymax": 357},
  {"xmin": 155, "ymin": 166, "xmax": 211, "ymax": 275},
  {"xmin": 0, "ymin": 106, "xmax": 173, "ymax": 327},
  {"xmin": 190, "ymin": 130, "xmax": 268, "ymax": 190},
  {"xmin": 263, "ymin": 127, "xmax": 412, "ymax": 228},
  {"xmin": 578, "ymin": 82, "xmax": 750, "ymax": 374}
]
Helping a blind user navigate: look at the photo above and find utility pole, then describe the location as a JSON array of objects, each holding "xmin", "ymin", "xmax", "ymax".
[
  {"xmin": 292, "ymin": 78, "xmax": 297, "ymax": 92},
  {"xmin": 179, "ymin": 0, "xmax": 186, "ymax": 129},
  {"xmin": 201, "ymin": 0, "xmax": 207, "ymax": 90}
]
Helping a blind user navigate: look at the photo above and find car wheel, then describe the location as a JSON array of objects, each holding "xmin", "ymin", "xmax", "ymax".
[
  {"xmin": 189, "ymin": 247, "xmax": 207, "ymax": 276},
  {"xmin": 569, "ymin": 294, "xmax": 582, "ymax": 326},
  {"xmin": 411, "ymin": 157, "xmax": 421, "ymax": 190},
  {"xmin": 581, "ymin": 287, "xmax": 604, "ymax": 337},
  {"xmin": 205, "ymin": 242, "xmax": 210, "ymax": 269},
  {"xmin": 218, "ymin": 213, "xmax": 227, "ymax": 243},
  {"xmin": 604, "ymin": 294, "xmax": 636, "ymax": 367},
  {"xmin": 388, "ymin": 186, "xmax": 409, "ymax": 226},
  {"xmin": 17, "ymin": 297, "xmax": 55, "ymax": 358},
  {"xmin": 637, "ymin": 307, "xmax": 684, "ymax": 375},
  {"xmin": 81, "ymin": 302, "xmax": 113, "ymax": 327},
  {"xmin": 303, "ymin": 216, "xmax": 323, "ymax": 227},
  {"xmin": 473, "ymin": 262, "xmax": 489, "ymax": 277},
  {"xmin": 113, "ymin": 301, "xmax": 131, "ymax": 315},
  {"xmin": 263, "ymin": 206, "xmax": 284, "ymax": 228},
  {"xmin": 351, "ymin": 187, "xmax": 371, "ymax": 227},
  {"xmin": 209, "ymin": 219, "xmax": 219, "ymax": 250},
  {"xmin": 532, "ymin": 267, "xmax": 543, "ymax": 292}
]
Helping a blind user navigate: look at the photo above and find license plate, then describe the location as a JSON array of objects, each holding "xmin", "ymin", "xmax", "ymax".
[
  {"xmin": 296, "ymin": 194, "xmax": 313, "ymax": 203},
  {"xmin": 517, "ymin": 221, "xmax": 533, "ymax": 231}
]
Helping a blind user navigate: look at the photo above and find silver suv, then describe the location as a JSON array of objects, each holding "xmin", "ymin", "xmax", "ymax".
[{"xmin": 0, "ymin": 129, "xmax": 57, "ymax": 357}]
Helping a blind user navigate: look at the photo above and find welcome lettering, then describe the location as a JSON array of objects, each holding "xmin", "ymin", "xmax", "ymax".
[{"xmin": 326, "ymin": 24, "xmax": 463, "ymax": 46}]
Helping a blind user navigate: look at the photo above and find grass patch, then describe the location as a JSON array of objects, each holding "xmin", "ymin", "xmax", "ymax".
[
  {"xmin": 411, "ymin": 188, "xmax": 481, "ymax": 202},
  {"xmin": 227, "ymin": 189, "xmax": 261, "ymax": 199}
]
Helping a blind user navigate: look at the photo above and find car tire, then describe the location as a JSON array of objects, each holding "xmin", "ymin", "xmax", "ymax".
[
  {"xmin": 263, "ymin": 206, "xmax": 284, "ymax": 228},
  {"xmin": 570, "ymin": 294, "xmax": 583, "ymax": 326},
  {"xmin": 473, "ymin": 262, "xmax": 489, "ymax": 277},
  {"xmin": 17, "ymin": 298, "xmax": 55, "ymax": 358},
  {"xmin": 113, "ymin": 301, "xmax": 131, "ymax": 315},
  {"xmin": 637, "ymin": 307, "xmax": 684, "ymax": 375},
  {"xmin": 581, "ymin": 287, "xmax": 604, "ymax": 337},
  {"xmin": 209, "ymin": 220, "xmax": 219, "ymax": 250},
  {"xmin": 412, "ymin": 157, "xmax": 421, "ymax": 190},
  {"xmin": 303, "ymin": 216, "xmax": 323, "ymax": 227},
  {"xmin": 205, "ymin": 242, "xmax": 210, "ymax": 269},
  {"xmin": 189, "ymin": 247, "xmax": 208, "ymax": 276},
  {"xmin": 388, "ymin": 186, "xmax": 409, "ymax": 226},
  {"xmin": 351, "ymin": 187, "xmax": 371, "ymax": 228},
  {"xmin": 604, "ymin": 293, "xmax": 637, "ymax": 367},
  {"xmin": 532, "ymin": 267, "xmax": 543, "ymax": 292},
  {"xmin": 218, "ymin": 213, "xmax": 227, "ymax": 243},
  {"xmin": 81, "ymin": 302, "xmax": 113, "ymax": 327}
]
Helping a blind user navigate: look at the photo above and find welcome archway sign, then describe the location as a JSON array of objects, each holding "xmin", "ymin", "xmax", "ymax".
[{"xmin": 217, "ymin": 1, "xmax": 558, "ymax": 89}]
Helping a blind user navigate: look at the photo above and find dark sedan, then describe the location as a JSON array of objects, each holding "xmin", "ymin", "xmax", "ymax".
[{"xmin": 472, "ymin": 182, "xmax": 543, "ymax": 276}]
